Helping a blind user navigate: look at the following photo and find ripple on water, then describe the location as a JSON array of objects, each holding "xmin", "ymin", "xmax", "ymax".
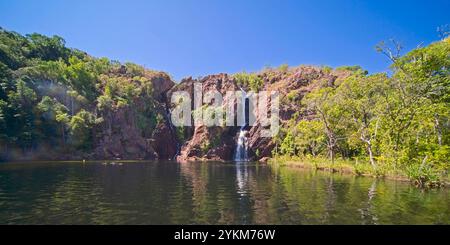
[{"xmin": 0, "ymin": 161, "xmax": 448, "ymax": 224}]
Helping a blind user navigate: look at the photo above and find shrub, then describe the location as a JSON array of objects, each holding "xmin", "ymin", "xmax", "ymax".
[{"xmin": 233, "ymin": 72, "xmax": 264, "ymax": 92}]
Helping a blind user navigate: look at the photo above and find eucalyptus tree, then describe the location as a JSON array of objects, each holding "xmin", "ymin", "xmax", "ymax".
[
  {"xmin": 304, "ymin": 87, "xmax": 349, "ymax": 163},
  {"xmin": 336, "ymin": 72, "xmax": 388, "ymax": 168}
]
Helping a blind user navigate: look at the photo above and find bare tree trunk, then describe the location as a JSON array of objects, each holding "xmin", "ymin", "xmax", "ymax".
[
  {"xmin": 367, "ymin": 142, "xmax": 376, "ymax": 168},
  {"xmin": 310, "ymin": 145, "xmax": 316, "ymax": 157},
  {"xmin": 434, "ymin": 115, "xmax": 442, "ymax": 146},
  {"xmin": 328, "ymin": 142, "xmax": 335, "ymax": 164},
  {"xmin": 330, "ymin": 149, "xmax": 334, "ymax": 164},
  {"xmin": 361, "ymin": 128, "xmax": 377, "ymax": 168},
  {"xmin": 319, "ymin": 109, "xmax": 335, "ymax": 164}
]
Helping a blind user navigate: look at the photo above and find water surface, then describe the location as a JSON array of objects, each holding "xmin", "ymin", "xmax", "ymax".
[{"xmin": 0, "ymin": 161, "xmax": 448, "ymax": 224}]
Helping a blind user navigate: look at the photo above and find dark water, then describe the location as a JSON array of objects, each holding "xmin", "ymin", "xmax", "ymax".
[{"xmin": 0, "ymin": 161, "xmax": 448, "ymax": 224}]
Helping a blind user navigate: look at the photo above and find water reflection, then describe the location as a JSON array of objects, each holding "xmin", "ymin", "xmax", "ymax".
[
  {"xmin": 235, "ymin": 162, "xmax": 249, "ymax": 196},
  {"xmin": 358, "ymin": 180, "xmax": 379, "ymax": 224},
  {"xmin": 0, "ymin": 161, "xmax": 448, "ymax": 224}
]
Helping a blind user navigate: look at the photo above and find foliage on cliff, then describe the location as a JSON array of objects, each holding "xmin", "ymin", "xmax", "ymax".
[{"xmin": 0, "ymin": 27, "xmax": 173, "ymax": 160}]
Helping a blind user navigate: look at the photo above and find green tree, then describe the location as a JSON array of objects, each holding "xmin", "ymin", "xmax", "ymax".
[
  {"xmin": 337, "ymin": 73, "xmax": 387, "ymax": 168},
  {"xmin": 305, "ymin": 87, "xmax": 348, "ymax": 163},
  {"xmin": 26, "ymin": 33, "xmax": 69, "ymax": 61},
  {"xmin": 65, "ymin": 56, "xmax": 98, "ymax": 102},
  {"xmin": 69, "ymin": 109, "xmax": 95, "ymax": 149},
  {"xmin": 7, "ymin": 80, "xmax": 37, "ymax": 151},
  {"xmin": 294, "ymin": 120, "xmax": 326, "ymax": 157}
]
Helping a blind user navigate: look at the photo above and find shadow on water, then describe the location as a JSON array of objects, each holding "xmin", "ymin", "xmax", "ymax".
[{"xmin": 0, "ymin": 161, "xmax": 448, "ymax": 224}]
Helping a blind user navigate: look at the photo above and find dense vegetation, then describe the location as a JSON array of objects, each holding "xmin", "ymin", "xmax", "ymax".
[
  {"xmin": 0, "ymin": 27, "xmax": 167, "ymax": 160},
  {"xmin": 0, "ymin": 27, "xmax": 448, "ymax": 187},
  {"xmin": 273, "ymin": 37, "xmax": 450, "ymax": 186}
]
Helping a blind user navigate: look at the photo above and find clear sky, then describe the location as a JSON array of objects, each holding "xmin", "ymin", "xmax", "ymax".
[{"xmin": 0, "ymin": 0, "xmax": 449, "ymax": 81}]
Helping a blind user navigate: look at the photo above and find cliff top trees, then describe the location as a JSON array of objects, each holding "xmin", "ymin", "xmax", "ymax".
[
  {"xmin": 233, "ymin": 72, "xmax": 264, "ymax": 92},
  {"xmin": 26, "ymin": 33, "xmax": 69, "ymax": 62}
]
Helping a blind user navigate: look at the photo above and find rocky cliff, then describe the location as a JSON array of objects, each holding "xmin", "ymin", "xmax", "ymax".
[
  {"xmin": 167, "ymin": 66, "xmax": 352, "ymax": 162},
  {"xmin": 13, "ymin": 65, "xmax": 351, "ymax": 162},
  {"xmin": 167, "ymin": 74, "xmax": 239, "ymax": 162},
  {"xmin": 92, "ymin": 69, "xmax": 178, "ymax": 160}
]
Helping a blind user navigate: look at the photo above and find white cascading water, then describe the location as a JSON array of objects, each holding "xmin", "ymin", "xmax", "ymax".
[
  {"xmin": 234, "ymin": 130, "xmax": 248, "ymax": 161},
  {"xmin": 234, "ymin": 88, "xmax": 249, "ymax": 162}
]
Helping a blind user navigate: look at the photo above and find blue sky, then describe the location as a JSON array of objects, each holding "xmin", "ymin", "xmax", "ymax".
[{"xmin": 1, "ymin": 0, "xmax": 449, "ymax": 81}]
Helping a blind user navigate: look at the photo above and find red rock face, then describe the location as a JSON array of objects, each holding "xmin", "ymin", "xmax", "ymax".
[
  {"xmin": 93, "ymin": 72, "xmax": 177, "ymax": 160},
  {"xmin": 149, "ymin": 72, "xmax": 175, "ymax": 100},
  {"xmin": 151, "ymin": 121, "xmax": 178, "ymax": 159},
  {"xmin": 170, "ymin": 66, "xmax": 352, "ymax": 162},
  {"xmin": 93, "ymin": 106, "xmax": 158, "ymax": 160},
  {"xmin": 94, "ymin": 66, "xmax": 352, "ymax": 161},
  {"xmin": 176, "ymin": 125, "xmax": 236, "ymax": 162},
  {"xmin": 170, "ymin": 74, "xmax": 239, "ymax": 162}
]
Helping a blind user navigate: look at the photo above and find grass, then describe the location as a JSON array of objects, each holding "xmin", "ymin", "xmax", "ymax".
[{"xmin": 268, "ymin": 155, "xmax": 447, "ymax": 188}]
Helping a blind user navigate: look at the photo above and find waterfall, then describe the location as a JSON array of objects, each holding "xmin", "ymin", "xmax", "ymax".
[
  {"xmin": 165, "ymin": 107, "xmax": 180, "ymax": 160},
  {"xmin": 234, "ymin": 88, "xmax": 249, "ymax": 162},
  {"xmin": 234, "ymin": 129, "xmax": 248, "ymax": 161}
]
